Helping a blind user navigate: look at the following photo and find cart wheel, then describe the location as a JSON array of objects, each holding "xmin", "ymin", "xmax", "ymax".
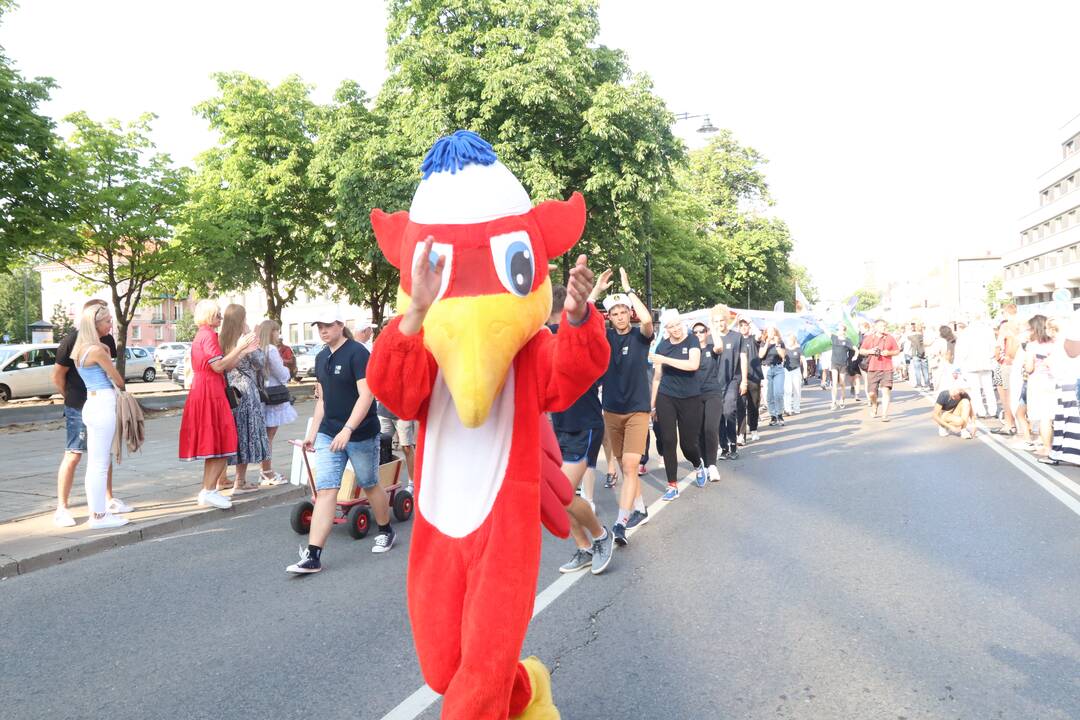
[
  {"xmin": 393, "ymin": 489, "xmax": 414, "ymax": 522},
  {"xmin": 290, "ymin": 501, "xmax": 314, "ymax": 534},
  {"xmin": 347, "ymin": 504, "xmax": 373, "ymax": 539}
]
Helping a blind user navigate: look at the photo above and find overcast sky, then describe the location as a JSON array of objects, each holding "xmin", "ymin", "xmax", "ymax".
[{"xmin": 5, "ymin": 0, "xmax": 1079, "ymax": 301}]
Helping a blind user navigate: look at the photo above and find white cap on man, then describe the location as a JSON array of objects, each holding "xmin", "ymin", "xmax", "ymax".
[
  {"xmin": 310, "ymin": 308, "xmax": 345, "ymax": 326},
  {"xmin": 603, "ymin": 293, "xmax": 632, "ymax": 312}
]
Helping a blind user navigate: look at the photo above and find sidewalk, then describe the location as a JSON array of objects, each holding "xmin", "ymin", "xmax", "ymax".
[{"xmin": 0, "ymin": 399, "xmax": 314, "ymax": 579}]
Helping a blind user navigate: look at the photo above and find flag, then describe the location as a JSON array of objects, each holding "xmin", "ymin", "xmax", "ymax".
[
  {"xmin": 795, "ymin": 284, "xmax": 810, "ymax": 314},
  {"xmin": 773, "ymin": 300, "xmax": 784, "ymax": 313}
]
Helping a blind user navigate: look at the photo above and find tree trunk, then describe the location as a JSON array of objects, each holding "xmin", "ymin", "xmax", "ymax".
[{"xmin": 114, "ymin": 317, "xmax": 128, "ymax": 377}]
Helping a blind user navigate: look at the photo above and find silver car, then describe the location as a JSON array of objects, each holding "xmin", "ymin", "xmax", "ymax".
[
  {"xmin": 154, "ymin": 342, "xmax": 190, "ymax": 377},
  {"xmin": 292, "ymin": 344, "xmax": 319, "ymax": 378},
  {"xmin": 122, "ymin": 346, "xmax": 157, "ymax": 382},
  {"xmin": 0, "ymin": 344, "xmax": 60, "ymax": 402}
]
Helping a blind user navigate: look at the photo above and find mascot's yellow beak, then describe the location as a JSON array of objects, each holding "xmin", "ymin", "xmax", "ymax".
[{"xmin": 397, "ymin": 277, "xmax": 552, "ymax": 428}]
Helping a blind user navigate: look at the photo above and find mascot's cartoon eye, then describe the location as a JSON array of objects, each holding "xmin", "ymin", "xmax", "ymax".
[
  {"xmin": 490, "ymin": 231, "xmax": 534, "ymax": 297},
  {"xmin": 411, "ymin": 241, "xmax": 454, "ymax": 301}
]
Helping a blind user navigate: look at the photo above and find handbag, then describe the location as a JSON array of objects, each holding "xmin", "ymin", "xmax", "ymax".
[
  {"xmin": 262, "ymin": 383, "xmax": 292, "ymax": 406},
  {"xmin": 225, "ymin": 371, "xmax": 241, "ymax": 410}
]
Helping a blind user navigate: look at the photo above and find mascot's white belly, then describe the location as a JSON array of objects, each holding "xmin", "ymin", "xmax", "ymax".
[{"xmin": 419, "ymin": 369, "xmax": 514, "ymax": 538}]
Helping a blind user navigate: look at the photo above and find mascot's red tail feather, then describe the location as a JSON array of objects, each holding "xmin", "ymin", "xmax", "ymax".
[{"xmin": 539, "ymin": 418, "xmax": 573, "ymax": 539}]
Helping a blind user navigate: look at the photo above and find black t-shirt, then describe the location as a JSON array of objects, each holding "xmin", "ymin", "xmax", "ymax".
[
  {"xmin": 715, "ymin": 330, "xmax": 745, "ymax": 386},
  {"xmin": 602, "ymin": 326, "xmax": 653, "ymax": 413},
  {"xmin": 548, "ymin": 324, "xmax": 604, "ymax": 431},
  {"xmin": 830, "ymin": 334, "xmax": 855, "ymax": 368},
  {"xmin": 762, "ymin": 341, "xmax": 786, "ymax": 367},
  {"xmin": 655, "ymin": 335, "xmax": 701, "ymax": 399},
  {"xmin": 695, "ymin": 339, "xmax": 723, "ymax": 395},
  {"xmin": 742, "ymin": 333, "xmax": 763, "ymax": 383},
  {"xmin": 908, "ymin": 332, "xmax": 925, "ymax": 358},
  {"xmin": 936, "ymin": 389, "xmax": 969, "ymax": 412},
  {"xmin": 784, "ymin": 346, "xmax": 803, "ymax": 372},
  {"xmin": 315, "ymin": 338, "xmax": 379, "ymax": 441},
  {"xmin": 56, "ymin": 331, "xmax": 118, "ymax": 410}
]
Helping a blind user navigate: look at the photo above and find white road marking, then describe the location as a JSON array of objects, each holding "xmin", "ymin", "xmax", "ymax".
[
  {"xmin": 378, "ymin": 470, "xmax": 701, "ymax": 720},
  {"xmin": 149, "ymin": 527, "xmax": 229, "ymax": 543}
]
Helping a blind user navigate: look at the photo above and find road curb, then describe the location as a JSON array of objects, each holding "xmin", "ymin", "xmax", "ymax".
[{"xmin": 0, "ymin": 484, "xmax": 306, "ymax": 580}]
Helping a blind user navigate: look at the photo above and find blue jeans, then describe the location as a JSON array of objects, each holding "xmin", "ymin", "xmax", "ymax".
[
  {"xmin": 313, "ymin": 432, "xmax": 379, "ymax": 491},
  {"xmin": 766, "ymin": 365, "xmax": 786, "ymax": 417},
  {"xmin": 911, "ymin": 357, "xmax": 929, "ymax": 387},
  {"xmin": 64, "ymin": 406, "xmax": 87, "ymax": 453}
]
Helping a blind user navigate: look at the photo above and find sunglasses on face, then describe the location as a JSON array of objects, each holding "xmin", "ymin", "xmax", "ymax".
[{"xmin": 693, "ymin": 329, "xmax": 707, "ymax": 335}]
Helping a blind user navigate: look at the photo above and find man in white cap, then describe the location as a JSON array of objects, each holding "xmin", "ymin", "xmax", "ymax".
[
  {"xmin": 286, "ymin": 309, "xmax": 392, "ymax": 574},
  {"xmin": 589, "ymin": 267, "xmax": 654, "ymax": 546},
  {"xmin": 355, "ymin": 319, "xmax": 375, "ymax": 352}
]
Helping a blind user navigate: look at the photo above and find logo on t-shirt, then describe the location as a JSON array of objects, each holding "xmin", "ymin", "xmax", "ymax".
[
  {"xmin": 706, "ymin": 351, "xmax": 712, "ymax": 357},
  {"xmin": 681, "ymin": 348, "xmax": 688, "ymax": 355},
  {"xmin": 725, "ymin": 343, "xmax": 732, "ymax": 350},
  {"xmin": 334, "ymin": 365, "xmax": 342, "ymax": 375},
  {"xmin": 621, "ymin": 346, "xmax": 629, "ymax": 356}
]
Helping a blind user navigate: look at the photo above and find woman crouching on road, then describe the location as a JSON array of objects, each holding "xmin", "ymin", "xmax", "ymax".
[
  {"xmin": 178, "ymin": 300, "xmax": 258, "ymax": 509},
  {"xmin": 72, "ymin": 304, "xmax": 129, "ymax": 529}
]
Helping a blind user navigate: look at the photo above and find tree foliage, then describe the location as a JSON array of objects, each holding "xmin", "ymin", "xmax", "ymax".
[
  {"xmin": 49, "ymin": 300, "xmax": 73, "ymax": 340},
  {"xmin": 0, "ymin": 262, "xmax": 41, "ymax": 342},
  {"xmin": 853, "ymin": 288, "xmax": 881, "ymax": 312},
  {"xmin": 0, "ymin": 1, "xmax": 74, "ymax": 270},
  {"xmin": 173, "ymin": 311, "xmax": 197, "ymax": 342},
  {"xmin": 32, "ymin": 112, "xmax": 188, "ymax": 373},
  {"xmin": 179, "ymin": 73, "xmax": 330, "ymax": 323}
]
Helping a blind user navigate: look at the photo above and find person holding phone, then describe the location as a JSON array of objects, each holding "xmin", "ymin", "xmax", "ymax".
[{"xmin": 860, "ymin": 318, "xmax": 900, "ymax": 422}]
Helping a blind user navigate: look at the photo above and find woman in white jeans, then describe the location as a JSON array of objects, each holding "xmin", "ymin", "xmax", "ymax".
[{"xmin": 72, "ymin": 304, "xmax": 128, "ymax": 529}]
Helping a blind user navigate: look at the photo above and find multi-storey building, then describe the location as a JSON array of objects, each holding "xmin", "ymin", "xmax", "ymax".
[{"xmin": 1003, "ymin": 113, "xmax": 1080, "ymax": 312}]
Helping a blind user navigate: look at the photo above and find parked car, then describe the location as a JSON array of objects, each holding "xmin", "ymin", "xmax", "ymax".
[
  {"xmin": 122, "ymin": 346, "xmax": 157, "ymax": 382},
  {"xmin": 172, "ymin": 353, "xmax": 188, "ymax": 389},
  {"xmin": 154, "ymin": 342, "xmax": 190, "ymax": 377},
  {"xmin": 292, "ymin": 344, "xmax": 319, "ymax": 378},
  {"xmin": 0, "ymin": 343, "xmax": 59, "ymax": 402}
]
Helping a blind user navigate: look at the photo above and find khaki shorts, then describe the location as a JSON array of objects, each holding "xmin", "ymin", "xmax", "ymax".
[
  {"xmin": 603, "ymin": 411, "xmax": 650, "ymax": 459},
  {"xmin": 379, "ymin": 416, "xmax": 417, "ymax": 447},
  {"xmin": 866, "ymin": 369, "xmax": 893, "ymax": 395},
  {"xmin": 941, "ymin": 398, "xmax": 971, "ymax": 426}
]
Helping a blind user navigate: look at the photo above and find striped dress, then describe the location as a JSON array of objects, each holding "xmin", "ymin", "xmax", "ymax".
[{"xmin": 1050, "ymin": 341, "xmax": 1080, "ymax": 464}]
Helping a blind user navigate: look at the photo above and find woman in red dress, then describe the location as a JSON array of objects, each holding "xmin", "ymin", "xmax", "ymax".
[{"xmin": 179, "ymin": 299, "xmax": 258, "ymax": 510}]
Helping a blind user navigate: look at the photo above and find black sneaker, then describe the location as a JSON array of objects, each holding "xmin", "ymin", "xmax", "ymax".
[
  {"xmin": 726, "ymin": 450, "xmax": 739, "ymax": 461},
  {"xmin": 612, "ymin": 522, "xmax": 628, "ymax": 546},
  {"xmin": 372, "ymin": 528, "xmax": 395, "ymax": 554},
  {"xmin": 719, "ymin": 449, "xmax": 731, "ymax": 461},
  {"xmin": 286, "ymin": 546, "xmax": 322, "ymax": 574},
  {"xmin": 778, "ymin": 415, "xmax": 786, "ymax": 426},
  {"xmin": 768, "ymin": 416, "xmax": 778, "ymax": 426},
  {"xmin": 604, "ymin": 473, "xmax": 618, "ymax": 489},
  {"xmin": 626, "ymin": 509, "xmax": 649, "ymax": 529}
]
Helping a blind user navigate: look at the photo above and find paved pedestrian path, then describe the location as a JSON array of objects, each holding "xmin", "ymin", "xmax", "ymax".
[{"xmin": 0, "ymin": 399, "xmax": 314, "ymax": 578}]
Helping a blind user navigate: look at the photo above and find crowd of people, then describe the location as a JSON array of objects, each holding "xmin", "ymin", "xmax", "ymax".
[{"xmin": 48, "ymin": 285, "xmax": 1080, "ymax": 577}]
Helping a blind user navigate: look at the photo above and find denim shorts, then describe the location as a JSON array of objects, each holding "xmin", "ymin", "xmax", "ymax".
[
  {"xmin": 64, "ymin": 406, "xmax": 87, "ymax": 453},
  {"xmin": 313, "ymin": 432, "xmax": 379, "ymax": 491}
]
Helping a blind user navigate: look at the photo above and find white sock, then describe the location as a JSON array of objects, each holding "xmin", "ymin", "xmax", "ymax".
[
  {"xmin": 633, "ymin": 495, "xmax": 646, "ymax": 513},
  {"xmin": 593, "ymin": 527, "xmax": 608, "ymax": 542},
  {"xmin": 616, "ymin": 508, "xmax": 630, "ymax": 526}
]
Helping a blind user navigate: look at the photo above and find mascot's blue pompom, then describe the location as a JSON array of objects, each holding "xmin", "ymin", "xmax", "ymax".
[{"xmin": 420, "ymin": 130, "xmax": 498, "ymax": 179}]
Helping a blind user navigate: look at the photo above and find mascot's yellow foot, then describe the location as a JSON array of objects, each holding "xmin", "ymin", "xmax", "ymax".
[{"xmin": 511, "ymin": 656, "xmax": 560, "ymax": 720}]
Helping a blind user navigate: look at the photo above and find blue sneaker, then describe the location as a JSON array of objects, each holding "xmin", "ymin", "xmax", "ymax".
[
  {"xmin": 661, "ymin": 485, "xmax": 679, "ymax": 501},
  {"xmin": 694, "ymin": 464, "xmax": 707, "ymax": 488}
]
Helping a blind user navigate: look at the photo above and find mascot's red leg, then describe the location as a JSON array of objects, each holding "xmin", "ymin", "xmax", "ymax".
[{"xmin": 412, "ymin": 481, "xmax": 542, "ymax": 719}]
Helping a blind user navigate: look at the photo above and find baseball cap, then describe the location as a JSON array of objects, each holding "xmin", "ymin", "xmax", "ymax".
[
  {"xmin": 310, "ymin": 308, "xmax": 345, "ymax": 326},
  {"xmin": 602, "ymin": 293, "xmax": 632, "ymax": 312}
]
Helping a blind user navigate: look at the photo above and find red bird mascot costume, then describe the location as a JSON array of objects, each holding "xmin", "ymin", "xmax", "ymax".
[{"xmin": 366, "ymin": 130, "xmax": 608, "ymax": 719}]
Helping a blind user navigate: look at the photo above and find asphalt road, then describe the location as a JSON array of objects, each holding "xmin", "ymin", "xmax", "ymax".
[{"xmin": 3, "ymin": 384, "xmax": 1079, "ymax": 720}]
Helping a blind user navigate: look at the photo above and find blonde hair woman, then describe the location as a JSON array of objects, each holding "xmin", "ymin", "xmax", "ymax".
[
  {"xmin": 71, "ymin": 304, "xmax": 129, "ymax": 528},
  {"xmin": 256, "ymin": 320, "xmax": 296, "ymax": 484},
  {"xmin": 178, "ymin": 299, "xmax": 258, "ymax": 509},
  {"xmin": 219, "ymin": 304, "xmax": 270, "ymax": 494}
]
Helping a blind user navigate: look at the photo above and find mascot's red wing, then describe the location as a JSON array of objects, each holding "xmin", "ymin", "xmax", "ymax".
[{"xmin": 538, "ymin": 418, "xmax": 572, "ymax": 538}]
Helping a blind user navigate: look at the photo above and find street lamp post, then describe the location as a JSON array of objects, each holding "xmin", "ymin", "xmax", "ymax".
[{"xmin": 644, "ymin": 112, "xmax": 718, "ymax": 311}]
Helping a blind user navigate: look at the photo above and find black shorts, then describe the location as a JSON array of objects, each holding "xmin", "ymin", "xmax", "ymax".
[{"xmin": 556, "ymin": 427, "xmax": 604, "ymax": 468}]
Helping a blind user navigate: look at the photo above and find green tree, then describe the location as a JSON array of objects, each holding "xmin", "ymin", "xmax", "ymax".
[
  {"xmin": 984, "ymin": 276, "xmax": 1003, "ymax": 318},
  {"xmin": 32, "ymin": 112, "xmax": 188, "ymax": 374},
  {"xmin": 49, "ymin": 300, "xmax": 74, "ymax": 339},
  {"xmin": 309, "ymin": 81, "xmax": 407, "ymax": 327},
  {"xmin": 0, "ymin": 263, "xmax": 41, "ymax": 342},
  {"xmin": 853, "ymin": 288, "xmax": 881, "ymax": 312},
  {"xmin": 179, "ymin": 73, "xmax": 330, "ymax": 323},
  {"xmin": 381, "ymin": 0, "xmax": 683, "ymax": 286},
  {"xmin": 173, "ymin": 311, "xmax": 196, "ymax": 342},
  {"xmin": 0, "ymin": 1, "xmax": 74, "ymax": 270}
]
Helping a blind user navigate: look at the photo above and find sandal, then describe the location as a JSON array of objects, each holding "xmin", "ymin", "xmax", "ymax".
[
  {"xmin": 991, "ymin": 426, "xmax": 1016, "ymax": 435},
  {"xmin": 1037, "ymin": 456, "xmax": 1060, "ymax": 465},
  {"xmin": 230, "ymin": 485, "xmax": 260, "ymax": 495},
  {"xmin": 259, "ymin": 471, "xmax": 286, "ymax": 486},
  {"xmin": 603, "ymin": 473, "xmax": 618, "ymax": 489}
]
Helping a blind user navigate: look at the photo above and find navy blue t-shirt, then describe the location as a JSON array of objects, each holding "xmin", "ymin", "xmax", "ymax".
[
  {"xmin": 784, "ymin": 346, "xmax": 803, "ymax": 372},
  {"xmin": 742, "ymin": 333, "xmax": 763, "ymax": 383},
  {"xmin": 715, "ymin": 330, "xmax": 745, "ymax": 386},
  {"xmin": 762, "ymin": 341, "xmax": 786, "ymax": 367},
  {"xmin": 695, "ymin": 339, "xmax": 723, "ymax": 395},
  {"xmin": 548, "ymin": 324, "xmax": 603, "ymax": 431},
  {"xmin": 830, "ymin": 334, "xmax": 855, "ymax": 368},
  {"xmin": 315, "ymin": 338, "xmax": 379, "ymax": 441},
  {"xmin": 602, "ymin": 326, "xmax": 653, "ymax": 414},
  {"xmin": 655, "ymin": 335, "xmax": 702, "ymax": 399}
]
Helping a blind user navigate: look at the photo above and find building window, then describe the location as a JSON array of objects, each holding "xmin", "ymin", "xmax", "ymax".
[
  {"xmin": 155, "ymin": 325, "xmax": 164, "ymax": 341},
  {"xmin": 172, "ymin": 303, "xmax": 182, "ymax": 321},
  {"xmin": 290, "ymin": 323, "xmax": 300, "ymax": 344},
  {"xmin": 131, "ymin": 326, "xmax": 142, "ymax": 341}
]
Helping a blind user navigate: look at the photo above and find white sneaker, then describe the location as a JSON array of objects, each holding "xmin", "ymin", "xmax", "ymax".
[
  {"xmin": 53, "ymin": 507, "xmax": 76, "ymax": 528},
  {"xmin": 737, "ymin": 435, "xmax": 746, "ymax": 446},
  {"xmin": 938, "ymin": 427, "xmax": 948, "ymax": 437},
  {"xmin": 960, "ymin": 429, "xmax": 972, "ymax": 440},
  {"xmin": 87, "ymin": 512, "xmax": 129, "ymax": 529},
  {"xmin": 750, "ymin": 431, "xmax": 760, "ymax": 442},
  {"xmin": 107, "ymin": 497, "xmax": 134, "ymax": 514},
  {"xmin": 708, "ymin": 465, "xmax": 720, "ymax": 482},
  {"xmin": 197, "ymin": 489, "xmax": 232, "ymax": 509}
]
